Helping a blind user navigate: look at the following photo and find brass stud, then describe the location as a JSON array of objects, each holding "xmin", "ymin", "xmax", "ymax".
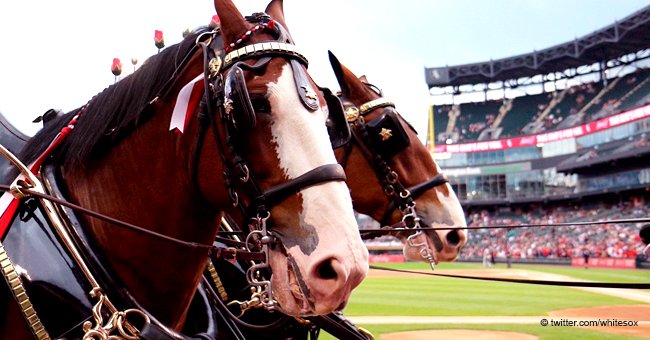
[
  {"xmin": 208, "ymin": 56, "xmax": 222, "ymax": 78},
  {"xmin": 302, "ymin": 86, "xmax": 317, "ymax": 101},
  {"xmin": 345, "ymin": 107, "xmax": 360, "ymax": 122},
  {"xmin": 224, "ymin": 98, "xmax": 234, "ymax": 115},
  {"xmin": 379, "ymin": 128, "xmax": 393, "ymax": 141}
]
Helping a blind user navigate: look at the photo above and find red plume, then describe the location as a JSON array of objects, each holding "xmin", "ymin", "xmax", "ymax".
[
  {"xmin": 111, "ymin": 58, "xmax": 122, "ymax": 76},
  {"xmin": 154, "ymin": 30, "xmax": 165, "ymax": 49},
  {"xmin": 209, "ymin": 14, "xmax": 221, "ymax": 29}
]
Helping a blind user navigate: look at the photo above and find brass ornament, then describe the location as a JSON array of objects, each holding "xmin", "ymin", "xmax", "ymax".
[
  {"xmin": 208, "ymin": 56, "xmax": 222, "ymax": 78},
  {"xmin": 302, "ymin": 86, "xmax": 317, "ymax": 101},
  {"xmin": 82, "ymin": 290, "xmax": 149, "ymax": 340},
  {"xmin": 345, "ymin": 107, "xmax": 360, "ymax": 122},
  {"xmin": 0, "ymin": 244, "xmax": 50, "ymax": 340},
  {"xmin": 379, "ymin": 128, "xmax": 393, "ymax": 141},
  {"xmin": 224, "ymin": 98, "xmax": 234, "ymax": 115}
]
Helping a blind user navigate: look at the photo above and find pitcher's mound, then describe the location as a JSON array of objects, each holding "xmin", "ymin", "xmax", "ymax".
[{"xmin": 381, "ymin": 329, "xmax": 537, "ymax": 340}]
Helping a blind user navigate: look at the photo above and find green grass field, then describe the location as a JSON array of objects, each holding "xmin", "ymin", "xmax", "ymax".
[{"xmin": 319, "ymin": 262, "xmax": 650, "ymax": 339}]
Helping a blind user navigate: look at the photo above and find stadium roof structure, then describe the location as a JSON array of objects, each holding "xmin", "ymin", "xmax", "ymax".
[{"xmin": 425, "ymin": 5, "xmax": 650, "ymax": 89}]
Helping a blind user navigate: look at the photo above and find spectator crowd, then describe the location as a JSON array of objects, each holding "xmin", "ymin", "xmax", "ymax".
[{"xmin": 461, "ymin": 197, "xmax": 649, "ymax": 261}]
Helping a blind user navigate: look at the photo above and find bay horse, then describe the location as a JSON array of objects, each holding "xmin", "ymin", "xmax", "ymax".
[
  {"xmin": 206, "ymin": 52, "xmax": 467, "ymax": 339},
  {"xmin": 329, "ymin": 52, "xmax": 467, "ymax": 264},
  {"xmin": 0, "ymin": 0, "xmax": 367, "ymax": 338}
]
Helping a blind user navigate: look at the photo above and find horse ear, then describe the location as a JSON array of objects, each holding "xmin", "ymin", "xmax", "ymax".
[
  {"xmin": 265, "ymin": 0, "xmax": 293, "ymax": 41},
  {"xmin": 214, "ymin": 0, "xmax": 250, "ymax": 46},
  {"xmin": 359, "ymin": 75, "xmax": 368, "ymax": 83},
  {"xmin": 329, "ymin": 51, "xmax": 371, "ymax": 100},
  {"xmin": 265, "ymin": 0, "xmax": 289, "ymax": 30},
  {"xmin": 328, "ymin": 51, "xmax": 350, "ymax": 96}
]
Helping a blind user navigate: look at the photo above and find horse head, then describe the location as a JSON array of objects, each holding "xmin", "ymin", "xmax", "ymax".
[
  {"xmin": 212, "ymin": 0, "xmax": 368, "ymax": 316},
  {"xmin": 329, "ymin": 52, "xmax": 467, "ymax": 264},
  {"xmin": 14, "ymin": 0, "xmax": 367, "ymax": 331}
]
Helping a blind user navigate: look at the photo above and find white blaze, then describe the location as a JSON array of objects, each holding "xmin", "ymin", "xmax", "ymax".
[{"xmin": 265, "ymin": 64, "xmax": 368, "ymax": 314}]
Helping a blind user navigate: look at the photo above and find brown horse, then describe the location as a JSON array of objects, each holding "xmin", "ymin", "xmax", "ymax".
[
  {"xmin": 206, "ymin": 53, "xmax": 467, "ymax": 339},
  {"xmin": 0, "ymin": 0, "xmax": 367, "ymax": 338},
  {"xmin": 328, "ymin": 52, "xmax": 467, "ymax": 264}
]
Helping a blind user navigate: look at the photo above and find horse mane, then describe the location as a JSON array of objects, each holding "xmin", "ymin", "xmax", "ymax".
[{"xmin": 17, "ymin": 27, "xmax": 211, "ymax": 169}]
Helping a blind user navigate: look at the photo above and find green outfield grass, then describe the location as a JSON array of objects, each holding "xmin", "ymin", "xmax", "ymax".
[
  {"xmin": 321, "ymin": 323, "xmax": 648, "ymax": 340},
  {"xmin": 318, "ymin": 262, "xmax": 649, "ymax": 339},
  {"xmin": 378, "ymin": 261, "xmax": 650, "ymax": 283}
]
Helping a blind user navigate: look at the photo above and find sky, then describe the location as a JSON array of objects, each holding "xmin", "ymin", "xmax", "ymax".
[{"xmin": 0, "ymin": 0, "xmax": 648, "ymax": 138}]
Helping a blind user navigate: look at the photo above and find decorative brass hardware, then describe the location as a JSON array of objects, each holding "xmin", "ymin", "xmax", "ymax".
[
  {"xmin": 82, "ymin": 290, "xmax": 150, "ymax": 340},
  {"xmin": 301, "ymin": 86, "xmax": 317, "ymax": 101},
  {"xmin": 226, "ymin": 286, "xmax": 265, "ymax": 317},
  {"xmin": 208, "ymin": 56, "xmax": 223, "ymax": 78},
  {"xmin": 345, "ymin": 107, "xmax": 360, "ymax": 122},
  {"xmin": 207, "ymin": 262, "xmax": 229, "ymax": 302},
  {"xmin": 224, "ymin": 98, "xmax": 234, "ymax": 115},
  {"xmin": 378, "ymin": 128, "xmax": 393, "ymax": 141},
  {"xmin": 0, "ymin": 243, "xmax": 51, "ymax": 340}
]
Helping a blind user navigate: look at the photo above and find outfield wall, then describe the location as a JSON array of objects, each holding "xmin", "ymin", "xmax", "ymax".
[
  {"xmin": 368, "ymin": 253, "xmax": 650, "ymax": 268},
  {"xmin": 457, "ymin": 257, "xmax": 650, "ymax": 268},
  {"xmin": 571, "ymin": 257, "xmax": 637, "ymax": 268}
]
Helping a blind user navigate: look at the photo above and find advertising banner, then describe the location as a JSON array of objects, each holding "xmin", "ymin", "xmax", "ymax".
[{"xmin": 433, "ymin": 104, "xmax": 650, "ymax": 154}]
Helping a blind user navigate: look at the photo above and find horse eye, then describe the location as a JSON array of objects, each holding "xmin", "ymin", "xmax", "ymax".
[{"xmin": 250, "ymin": 96, "xmax": 270, "ymax": 113}]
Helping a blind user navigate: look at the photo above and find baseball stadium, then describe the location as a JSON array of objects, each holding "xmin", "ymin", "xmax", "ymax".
[{"xmin": 340, "ymin": 4, "xmax": 650, "ymax": 340}]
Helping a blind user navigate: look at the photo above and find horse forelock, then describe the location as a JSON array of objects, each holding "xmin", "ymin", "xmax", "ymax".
[{"xmin": 17, "ymin": 28, "xmax": 212, "ymax": 169}]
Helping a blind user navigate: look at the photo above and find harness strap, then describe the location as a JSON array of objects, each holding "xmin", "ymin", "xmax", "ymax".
[
  {"xmin": 309, "ymin": 313, "xmax": 373, "ymax": 340},
  {"xmin": 289, "ymin": 59, "xmax": 319, "ymax": 111},
  {"xmin": 255, "ymin": 164, "xmax": 347, "ymax": 209},
  {"xmin": 380, "ymin": 173, "xmax": 450, "ymax": 223},
  {"xmin": 348, "ymin": 122, "xmax": 415, "ymax": 224},
  {"xmin": 409, "ymin": 173, "xmax": 449, "ymax": 198},
  {"xmin": 0, "ymin": 184, "xmax": 264, "ymax": 262}
]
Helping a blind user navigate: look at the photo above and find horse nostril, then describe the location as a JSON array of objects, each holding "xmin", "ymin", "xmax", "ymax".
[
  {"xmin": 446, "ymin": 229, "xmax": 461, "ymax": 247},
  {"xmin": 316, "ymin": 258, "xmax": 338, "ymax": 280}
]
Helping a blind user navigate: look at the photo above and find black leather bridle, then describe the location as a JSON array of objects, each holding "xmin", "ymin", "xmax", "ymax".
[
  {"xmin": 336, "ymin": 88, "xmax": 451, "ymax": 268},
  {"xmin": 338, "ymin": 91, "xmax": 449, "ymax": 227},
  {"xmin": 188, "ymin": 16, "xmax": 358, "ymax": 313}
]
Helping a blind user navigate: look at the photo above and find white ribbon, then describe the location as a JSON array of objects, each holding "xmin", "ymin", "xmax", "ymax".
[{"xmin": 169, "ymin": 74, "xmax": 204, "ymax": 133}]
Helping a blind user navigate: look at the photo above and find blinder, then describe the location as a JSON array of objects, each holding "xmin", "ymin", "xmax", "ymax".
[
  {"xmin": 365, "ymin": 109, "xmax": 411, "ymax": 159},
  {"xmin": 223, "ymin": 64, "xmax": 256, "ymax": 132},
  {"xmin": 224, "ymin": 63, "xmax": 350, "ymax": 148},
  {"xmin": 322, "ymin": 87, "xmax": 351, "ymax": 149}
]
